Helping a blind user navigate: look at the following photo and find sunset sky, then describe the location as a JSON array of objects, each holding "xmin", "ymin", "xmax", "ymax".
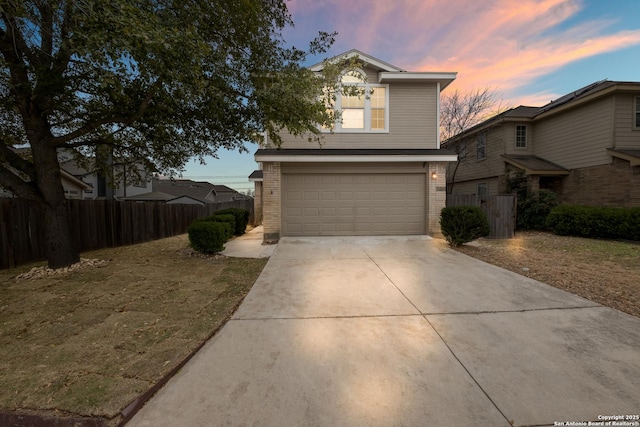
[{"xmin": 184, "ymin": 0, "xmax": 640, "ymax": 192}]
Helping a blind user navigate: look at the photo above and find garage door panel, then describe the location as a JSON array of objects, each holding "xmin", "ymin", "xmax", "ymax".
[{"xmin": 283, "ymin": 172, "xmax": 425, "ymax": 236}]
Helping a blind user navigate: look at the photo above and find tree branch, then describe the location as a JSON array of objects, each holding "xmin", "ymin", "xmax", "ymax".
[
  {"xmin": 0, "ymin": 15, "xmax": 34, "ymax": 117},
  {"xmin": 52, "ymin": 81, "xmax": 162, "ymax": 146}
]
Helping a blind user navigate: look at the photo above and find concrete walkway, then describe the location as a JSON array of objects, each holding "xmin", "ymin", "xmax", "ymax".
[
  {"xmin": 128, "ymin": 236, "xmax": 640, "ymax": 427},
  {"xmin": 220, "ymin": 226, "xmax": 276, "ymax": 259}
]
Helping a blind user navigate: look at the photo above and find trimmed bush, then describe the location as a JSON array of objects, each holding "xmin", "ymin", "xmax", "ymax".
[
  {"xmin": 187, "ymin": 221, "xmax": 228, "ymax": 253},
  {"xmin": 547, "ymin": 205, "xmax": 640, "ymax": 241},
  {"xmin": 214, "ymin": 208, "xmax": 250, "ymax": 235},
  {"xmin": 440, "ymin": 205, "xmax": 490, "ymax": 247},
  {"xmin": 197, "ymin": 214, "xmax": 235, "ymax": 240},
  {"xmin": 517, "ymin": 189, "xmax": 558, "ymax": 230}
]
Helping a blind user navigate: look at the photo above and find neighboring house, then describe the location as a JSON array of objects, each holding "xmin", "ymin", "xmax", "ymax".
[
  {"xmin": 253, "ymin": 49, "xmax": 457, "ymax": 242},
  {"xmin": 152, "ymin": 179, "xmax": 217, "ymax": 204},
  {"xmin": 122, "ymin": 190, "xmax": 206, "ymax": 205},
  {"xmin": 443, "ymin": 80, "xmax": 640, "ymax": 207},
  {"xmin": 213, "ymin": 184, "xmax": 250, "ymax": 202},
  {"xmin": 60, "ymin": 157, "xmax": 153, "ymax": 200},
  {"xmin": 142, "ymin": 179, "xmax": 248, "ymax": 204},
  {"xmin": 60, "ymin": 169, "xmax": 92, "ymax": 199},
  {"xmin": 1, "ymin": 147, "xmax": 90, "ymax": 199}
]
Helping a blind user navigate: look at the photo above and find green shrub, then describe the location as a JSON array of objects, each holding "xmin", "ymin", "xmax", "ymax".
[
  {"xmin": 440, "ymin": 206, "xmax": 490, "ymax": 247},
  {"xmin": 214, "ymin": 208, "xmax": 250, "ymax": 235},
  {"xmin": 547, "ymin": 205, "xmax": 640, "ymax": 241},
  {"xmin": 187, "ymin": 221, "xmax": 228, "ymax": 253},
  {"xmin": 517, "ymin": 190, "xmax": 558, "ymax": 230},
  {"xmin": 199, "ymin": 214, "xmax": 235, "ymax": 239}
]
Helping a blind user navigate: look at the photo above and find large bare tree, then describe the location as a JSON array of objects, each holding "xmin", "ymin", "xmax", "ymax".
[{"xmin": 440, "ymin": 87, "xmax": 509, "ymax": 193}]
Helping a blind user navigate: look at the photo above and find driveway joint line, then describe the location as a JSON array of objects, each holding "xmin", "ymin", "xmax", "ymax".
[
  {"xmin": 423, "ymin": 304, "xmax": 604, "ymax": 316},
  {"xmin": 231, "ymin": 314, "xmax": 424, "ymax": 321},
  {"xmin": 421, "ymin": 314, "xmax": 513, "ymax": 426},
  {"xmin": 363, "ymin": 248, "xmax": 512, "ymax": 426}
]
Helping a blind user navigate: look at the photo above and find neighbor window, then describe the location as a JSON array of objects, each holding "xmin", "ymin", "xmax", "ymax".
[
  {"xmin": 329, "ymin": 70, "xmax": 389, "ymax": 132},
  {"xmin": 477, "ymin": 183, "xmax": 488, "ymax": 196},
  {"xmin": 476, "ymin": 133, "xmax": 486, "ymax": 160},
  {"xmin": 458, "ymin": 142, "xmax": 467, "ymax": 161},
  {"xmin": 516, "ymin": 125, "xmax": 527, "ymax": 148},
  {"xmin": 635, "ymin": 97, "xmax": 640, "ymax": 128}
]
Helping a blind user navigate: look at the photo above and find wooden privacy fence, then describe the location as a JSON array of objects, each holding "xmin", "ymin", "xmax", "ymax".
[
  {"xmin": 0, "ymin": 198, "xmax": 253, "ymax": 269},
  {"xmin": 446, "ymin": 194, "xmax": 516, "ymax": 239}
]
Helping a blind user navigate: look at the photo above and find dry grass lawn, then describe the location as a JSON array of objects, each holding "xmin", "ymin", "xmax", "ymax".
[
  {"xmin": 454, "ymin": 231, "xmax": 640, "ymax": 318},
  {"xmin": 0, "ymin": 234, "xmax": 267, "ymax": 425},
  {"xmin": 1, "ymin": 230, "xmax": 638, "ymax": 425}
]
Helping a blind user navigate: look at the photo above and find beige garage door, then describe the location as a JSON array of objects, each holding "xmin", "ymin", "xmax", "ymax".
[{"xmin": 282, "ymin": 173, "xmax": 425, "ymax": 236}]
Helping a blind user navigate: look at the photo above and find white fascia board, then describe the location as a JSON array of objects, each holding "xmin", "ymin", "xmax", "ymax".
[
  {"xmin": 248, "ymin": 177, "xmax": 264, "ymax": 182},
  {"xmin": 310, "ymin": 49, "xmax": 404, "ymax": 72},
  {"xmin": 255, "ymin": 154, "xmax": 458, "ymax": 163},
  {"xmin": 379, "ymin": 72, "xmax": 457, "ymax": 90}
]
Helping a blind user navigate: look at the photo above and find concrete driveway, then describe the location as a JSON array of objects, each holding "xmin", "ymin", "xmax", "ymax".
[{"xmin": 128, "ymin": 236, "xmax": 640, "ymax": 427}]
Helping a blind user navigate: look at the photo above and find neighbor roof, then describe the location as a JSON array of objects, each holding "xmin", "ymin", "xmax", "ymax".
[
  {"xmin": 607, "ymin": 149, "xmax": 640, "ymax": 166},
  {"xmin": 501, "ymin": 154, "xmax": 570, "ymax": 176},
  {"xmin": 155, "ymin": 179, "xmax": 216, "ymax": 203}
]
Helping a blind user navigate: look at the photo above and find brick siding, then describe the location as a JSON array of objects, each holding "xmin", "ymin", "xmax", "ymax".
[
  {"xmin": 542, "ymin": 158, "xmax": 640, "ymax": 207},
  {"xmin": 262, "ymin": 162, "xmax": 281, "ymax": 242},
  {"xmin": 427, "ymin": 162, "xmax": 448, "ymax": 237}
]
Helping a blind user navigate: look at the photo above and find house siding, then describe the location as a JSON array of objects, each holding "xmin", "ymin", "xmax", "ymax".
[
  {"xmin": 449, "ymin": 128, "xmax": 506, "ymax": 184},
  {"xmin": 275, "ymin": 82, "xmax": 439, "ymax": 149},
  {"xmin": 534, "ymin": 96, "xmax": 613, "ymax": 169},
  {"xmin": 613, "ymin": 93, "xmax": 640, "ymax": 148}
]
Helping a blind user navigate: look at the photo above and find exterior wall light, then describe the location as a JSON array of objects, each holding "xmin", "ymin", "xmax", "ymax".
[{"xmin": 431, "ymin": 172, "xmax": 437, "ymax": 180}]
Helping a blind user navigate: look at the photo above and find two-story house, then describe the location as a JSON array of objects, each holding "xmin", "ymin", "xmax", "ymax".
[
  {"xmin": 442, "ymin": 80, "xmax": 640, "ymax": 207},
  {"xmin": 254, "ymin": 50, "xmax": 457, "ymax": 242}
]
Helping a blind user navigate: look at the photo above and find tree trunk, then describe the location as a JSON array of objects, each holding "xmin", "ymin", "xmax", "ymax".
[
  {"xmin": 43, "ymin": 198, "xmax": 80, "ymax": 269},
  {"xmin": 31, "ymin": 138, "xmax": 80, "ymax": 269}
]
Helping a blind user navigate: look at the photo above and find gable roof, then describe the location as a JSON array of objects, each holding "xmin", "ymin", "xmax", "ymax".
[
  {"xmin": 154, "ymin": 179, "xmax": 216, "ymax": 203},
  {"xmin": 309, "ymin": 49, "xmax": 405, "ymax": 73},
  {"xmin": 309, "ymin": 49, "xmax": 457, "ymax": 90},
  {"xmin": 212, "ymin": 184, "xmax": 237, "ymax": 193}
]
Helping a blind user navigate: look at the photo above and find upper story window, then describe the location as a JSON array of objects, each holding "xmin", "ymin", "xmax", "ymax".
[
  {"xmin": 330, "ymin": 70, "xmax": 388, "ymax": 132},
  {"xmin": 476, "ymin": 133, "xmax": 486, "ymax": 160},
  {"xmin": 516, "ymin": 125, "xmax": 527, "ymax": 148},
  {"xmin": 477, "ymin": 183, "xmax": 488, "ymax": 196},
  {"xmin": 458, "ymin": 142, "xmax": 467, "ymax": 161},
  {"xmin": 635, "ymin": 97, "xmax": 640, "ymax": 128}
]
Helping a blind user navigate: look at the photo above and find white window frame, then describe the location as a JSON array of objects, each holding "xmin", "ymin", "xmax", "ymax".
[
  {"xmin": 476, "ymin": 133, "xmax": 486, "ymax": 160},
  {"xmin": 328, "ymin": 70, "xmax": 390, "ymax": 133},
  {"xmin": 515, "ymin": 125, "xmax": 527, "ymax": 148}
]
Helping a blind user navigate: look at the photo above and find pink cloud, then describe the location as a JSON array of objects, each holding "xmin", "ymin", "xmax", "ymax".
[{"xmin": 287, "ymin": 0, "xmax": 640, "ymax": 106}]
